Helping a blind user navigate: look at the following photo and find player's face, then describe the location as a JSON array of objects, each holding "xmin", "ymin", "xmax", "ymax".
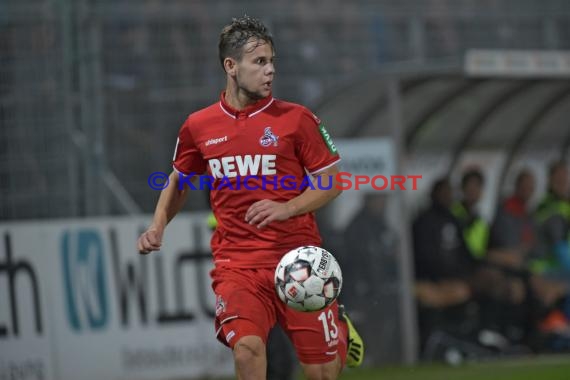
[{"xmin": 234, "ymin": 39, "xmax": 275, "ymax": 100}]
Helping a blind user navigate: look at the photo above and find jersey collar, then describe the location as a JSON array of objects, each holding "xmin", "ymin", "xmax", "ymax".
[{"xmin": 219, "ymin": 91, "xmax": 274, "ymax": 119}]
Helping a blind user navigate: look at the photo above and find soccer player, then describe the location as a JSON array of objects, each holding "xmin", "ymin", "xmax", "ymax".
[{"xmin": 137, "ymin": 16, "xmax": 363, "ymax": 380}]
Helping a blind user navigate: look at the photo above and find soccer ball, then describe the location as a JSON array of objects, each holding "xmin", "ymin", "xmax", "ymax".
[{"xmin": 274, "ymin": 246, "xmax": 342, "ymax": 312}]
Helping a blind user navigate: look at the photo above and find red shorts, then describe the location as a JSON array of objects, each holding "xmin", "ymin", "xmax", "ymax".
[{"xmin": 211, "ymin": 265, "xmax": 347, "ymax": 365}]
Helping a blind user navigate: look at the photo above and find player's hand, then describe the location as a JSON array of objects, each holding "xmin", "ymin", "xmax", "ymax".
[
  {"xmin": 245, "ymin": 199, "xmax": 293, "ymax": 229},
  {"xmin": 137, "ymin": 227, "xmax": 163, "ymax": 254}
]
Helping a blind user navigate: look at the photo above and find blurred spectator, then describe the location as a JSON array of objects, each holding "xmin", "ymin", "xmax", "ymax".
[
  {"xmin": 413, "ymin": 177, "xmax": 530, "ymax": 349},
  {"xmin": 452, "ymin": 168, "xmax": 489, "ymax": 259},
  {"xmin": 527, "ymin": 160, "xmax": 570, "ymax": 345},
  {"xmin": 489, "ymin": 169, "xmax": 569, "ymax": 340},
  {"xmin": 413, "ymin": 177, "xmax": 477, "ymax": 353},
  {"xmin": 413, "ymin": 178, "xmax": 474, "ymax": 303},
  {"xmin": 341, "ymin": 193, "xmax": 400, "ymax": 364},
  {"xmin": 489, "ymin": 169, "xmax": 538, "ymax": 269},
  {"xmin": 534, "ymin": 161, "xmax": 570, "ymax": 278}
]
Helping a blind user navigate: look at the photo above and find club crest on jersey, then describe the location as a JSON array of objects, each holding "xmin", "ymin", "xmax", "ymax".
[
  {"xmin": 215, "ymin": 295, "xmax": 226, "ymax": 316},
  {"xmin": 259, "ymin": 127, "xmax": 279, "ymax": 147}
]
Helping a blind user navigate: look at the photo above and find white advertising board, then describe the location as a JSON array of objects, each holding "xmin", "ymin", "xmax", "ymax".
[
  {"xmin": 336, "ymin": 138, "xmax": 397, "ymax": 193},
  {"xmin": 329, "ymin": 138, "xmax": 398, "ymax": 229},
  {"xmin": 465, "ymin": 49, "xmax": 570, "ymax": 77},
  {"xmin": 0, "ymin": 214, "xmax": 234, "ymax": 380}
]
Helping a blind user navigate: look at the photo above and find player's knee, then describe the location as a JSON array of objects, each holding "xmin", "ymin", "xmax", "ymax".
[
  {"xmin": 233, "ymin": 336, "xmax": 265, "ymax": 367},
  {"xmin": 302, "ymin": 359, "xmax": 341, "ymax": 380}
]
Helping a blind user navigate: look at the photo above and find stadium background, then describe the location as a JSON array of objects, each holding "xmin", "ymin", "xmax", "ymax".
[{"xmin": 1, "ymin": 0, "xmax": 570, "ymax": 379}]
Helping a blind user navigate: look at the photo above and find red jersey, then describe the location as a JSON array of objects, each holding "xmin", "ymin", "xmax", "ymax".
[{"xmin": 172, "ymin": 93, "xmax": 340, "ymax": 268}]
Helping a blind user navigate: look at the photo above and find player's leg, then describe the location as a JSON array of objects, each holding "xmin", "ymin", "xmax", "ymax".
[
  {"xmin": 299, "ymin": 307, "xmax": 365, "ymax": 378},
  {"xmin": 266, "ymin": 325, "xmax": 296, "ymax": 380},
  {"xmin": 233, "ymin": 335, "xmax": 266, "ymax": 380},
  {"xmin": 279, "ymin": 301, "xmax": 348, "ymax": 380},
  {"xmin": 300, "ymin": 356, "xmax": 342, "ymax": 380},
  {"xmin": 211, "ymin": 267, "xmax": 276, "ymax": 380}
]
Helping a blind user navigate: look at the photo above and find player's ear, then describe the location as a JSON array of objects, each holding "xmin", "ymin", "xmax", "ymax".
[{"xmin": 224, "ymin": 57, "xmax": 237, "ymax": 76}]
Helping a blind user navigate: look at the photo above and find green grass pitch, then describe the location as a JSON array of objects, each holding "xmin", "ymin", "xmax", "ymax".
[{"xmin": 336, "ymin": 355, "xmax": 570, "ymax": 380}]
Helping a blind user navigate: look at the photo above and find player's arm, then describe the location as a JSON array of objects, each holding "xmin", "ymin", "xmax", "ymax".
[
  {"xmin": 286, "ymin": 164, "xmax": 341, "ymax": 215},
  {"xmin": 137, "ymin": 171, "xmax": 189, "ymax": 254},
  {"xmin": 245, "ymin": 164, "xmax": 342, "ymax": 229}
]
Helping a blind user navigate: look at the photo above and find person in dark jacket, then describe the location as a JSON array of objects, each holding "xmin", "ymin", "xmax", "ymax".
[
  {"xmin": 414, "ymin": 178, "xmax": 478, "ymax": 284},
  {"xmin": 413, "ymin": 177, "xmax": 530, "ymax": 346}
]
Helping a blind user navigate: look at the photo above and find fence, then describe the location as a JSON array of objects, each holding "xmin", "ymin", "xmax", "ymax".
[{"xmin": 2, "ymin": 0, "xmax": 570, "ymax": 219}]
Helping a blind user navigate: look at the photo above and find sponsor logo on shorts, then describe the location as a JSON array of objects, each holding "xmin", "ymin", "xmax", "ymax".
[{"xmin": 226, "ymin": 330, "xmax": 236, "ymax": 343}]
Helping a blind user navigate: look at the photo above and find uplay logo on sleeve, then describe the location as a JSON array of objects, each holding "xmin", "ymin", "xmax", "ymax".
[{"xmin": 318, "ymin": 124, "xmax": 337, "ymax": 154}]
